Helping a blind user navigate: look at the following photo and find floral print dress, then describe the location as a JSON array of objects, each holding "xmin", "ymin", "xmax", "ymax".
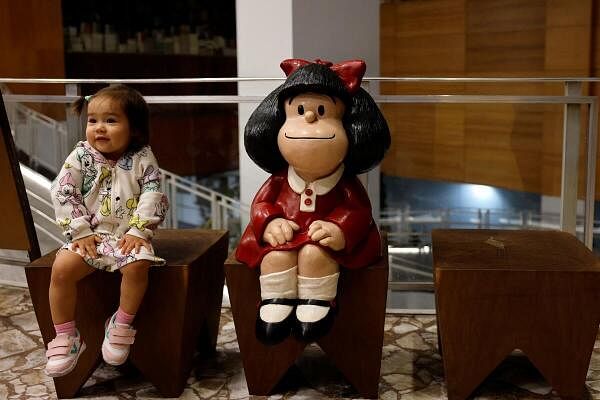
[{"xmin": 51, "ymin": 141, "xmax": 169, "ymax": 271}]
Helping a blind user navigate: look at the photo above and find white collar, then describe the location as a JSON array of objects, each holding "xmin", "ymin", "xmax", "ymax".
[{"xmin": 287, "ymin": 164, "xmax": 344, "ymax": 195}]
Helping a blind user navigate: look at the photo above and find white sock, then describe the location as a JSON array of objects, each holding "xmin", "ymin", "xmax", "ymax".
[
  {"xmin": 259, "ymin": 266, "xmax": 297, "ymax": 323},
  {"xmin": 296, "ymin": 272, "xmax": 339, "ymax": 323}
]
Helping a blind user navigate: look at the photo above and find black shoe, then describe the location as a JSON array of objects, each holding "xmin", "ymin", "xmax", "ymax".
[
  {"xmin": 255, "ymin": 298, "xmax": 297, "ymax": 345},
  {"xmin": 294, "ymin": 299, "xmax": 337, "ymax": 343}
]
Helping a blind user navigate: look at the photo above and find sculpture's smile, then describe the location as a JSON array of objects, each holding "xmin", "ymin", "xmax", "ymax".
[{"xmin": 284, "ymin": 133, "xmax": 336, "ymax": 140}]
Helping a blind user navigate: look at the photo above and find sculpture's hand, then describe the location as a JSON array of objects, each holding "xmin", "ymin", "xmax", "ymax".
[
  {"xmin": 308, "ymin": 220, "xmax": 345, "ymax": 251},
  {"xmin": 263, "ymin": 218, "xmax": 300, "ymax": 246}
]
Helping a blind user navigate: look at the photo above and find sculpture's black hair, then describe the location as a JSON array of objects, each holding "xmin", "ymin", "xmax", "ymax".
[{"xmin": 244, "ymin": 62, "xmax": 390, "ymax": 175}]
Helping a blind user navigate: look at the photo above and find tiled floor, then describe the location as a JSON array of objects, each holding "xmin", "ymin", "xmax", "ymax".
[{"xmin": 2, "ymin": 284, "xmax": 600, "ymax": 399}]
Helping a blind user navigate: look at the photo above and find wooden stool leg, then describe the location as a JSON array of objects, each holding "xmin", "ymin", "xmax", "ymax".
[
  {"xmin": 437, "ymin": 271, "xmax": 521, "ymax": 400},
  {"xmin": 318, "ymin": 263, "xmax": 388, "ymax": 399},
  {"xmin": 440, "ymin": 337, "xmax": 509, "ymax": 400},
  {"xmin": 195, "ymin": 251, "xmax": 226, "ymax": 356},
  {"xmin": 131, "ymin": 269, "xmax": 191, "ymax": 397},
  {"xmin": 225, "ymin": 262, "xmax": 305, "ymax": 395},
  {"xmin": 130, "ymin": 240, "xmax": 227, "ymax": 397},
  {"xmin": 523, "ymin": 287, "xmax": 600, "ymax": 400},
  {"xmin": 25, "ymin": 267, "xmax": 120, "ymax": 398}
]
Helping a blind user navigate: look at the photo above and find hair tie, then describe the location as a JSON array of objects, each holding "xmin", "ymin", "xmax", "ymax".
[{"xmin": 84, "ymin": 95, "xmax": 92, "ymax": 102}]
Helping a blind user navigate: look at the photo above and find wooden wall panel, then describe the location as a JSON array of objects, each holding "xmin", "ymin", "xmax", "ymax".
[
  {"xmin": 463, "ymin": 104, "xmax": 543, "ymax": 192},
  {"xmin": 433, "ymin": 144, "xmax": 466, "ymax": 181},
  {"xmin": 543, "ymin": 0, "xmax": 592, "ymax": 198},
  {"xmin": 381, "ymin": 0, "xmax": 598, "ymax": 199},
  {"xmin": 466, "ymin": 0, "xmax": 545, "ymax": 74},
  {"xmin": 0, "ymin": 0, "xmax": 65, "ymax": 118},
  {"xmin": 464, "ymin": 147, "xmax": 542, "ymax": 191},
  {"xmin": 381, "ymin": 0, "xmax": 465, "ymax": 188},
  {"xmin": 466, "ymin": 30, "xmax": 545, "ymax": 73}
]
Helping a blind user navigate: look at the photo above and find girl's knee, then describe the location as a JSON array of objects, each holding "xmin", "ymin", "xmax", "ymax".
[
  {"xmin": 50, "ymin": 267, "xmax": 70, "ymax": 286},
  {"xmin": 120, "ymin": 261, "xmax": 151, "ymax": 279},
  {"xmin": 51, "ymin": 252, "xmax": 90, "ymax": 285}
]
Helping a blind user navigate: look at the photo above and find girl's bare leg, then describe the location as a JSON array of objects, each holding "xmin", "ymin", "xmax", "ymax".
[
  {"xmin": 49, "ymin": 250, "xmax": 95, "ymax": 325},
  {"xmin": 118, "ymin": 260, "xmax": 152, "ymax": 315}
]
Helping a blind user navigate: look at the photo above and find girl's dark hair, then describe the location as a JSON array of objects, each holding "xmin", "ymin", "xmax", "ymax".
[
  {"xmin": 72, "ymin": 84, "xmax": 150, "ymax": 152},
  {"xmin": 244, "ymin": 63, "xmax": 390, "ymax": 175}
]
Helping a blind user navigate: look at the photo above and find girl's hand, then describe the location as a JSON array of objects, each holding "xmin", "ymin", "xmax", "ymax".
[
  {"xmin": 118, "ymin": 234, "xmax": 150, "ymax": 255},
  {"xmin": 71, "ymin": 235, "xmax": 102, "ymax": 258},
  {"xmin": 308, "ymin": 220, "xmax": 345, "ymax": 251},
  {"xmin": 263, "ymin": 218, "xmax": 300, "ymax": 246}
]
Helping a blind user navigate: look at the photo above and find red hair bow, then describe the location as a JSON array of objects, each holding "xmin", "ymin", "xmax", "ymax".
[{"xmin": 280, "ymin": 58, "xmax": 366, "ymax": 94}]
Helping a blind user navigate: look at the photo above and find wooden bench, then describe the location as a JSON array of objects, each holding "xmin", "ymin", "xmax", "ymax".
[
  {"xmin": 224, "ymin": 237, "xmax": 388, "ymax": 398},
  {"xmin": 26, "ymin": 229, "xmax": 228, "ymax": 398},
  {"xmin": 433, "ymin": 229, "xmax": 600, "ymax": 400}
]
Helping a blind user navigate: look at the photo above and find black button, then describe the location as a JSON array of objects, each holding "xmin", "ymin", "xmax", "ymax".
[{"xmin": 116, "ymin": 196, "xmax": 120, "ymax": 201}]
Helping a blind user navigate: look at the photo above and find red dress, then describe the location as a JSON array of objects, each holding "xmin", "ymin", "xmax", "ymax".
[{"xmin": 236, "ymin": 166, "xmax": 381, "ymax": 269}]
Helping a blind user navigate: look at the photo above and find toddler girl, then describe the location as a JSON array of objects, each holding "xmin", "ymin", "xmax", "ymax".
[{"xmin": 45, "ymin": 84, "xmax": 169, "ymax": 377}]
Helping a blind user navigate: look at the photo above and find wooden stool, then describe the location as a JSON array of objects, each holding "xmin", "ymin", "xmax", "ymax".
[
  {"xmin": 432, "ymin": 229, "xmax": 600, "ymax": 400},
  {"xmin": 26, "ymin": 229, "xmax": 228, "ymax": 398},
  {"xmin": 224, "ymin": 239, "xmax": 388, "ymax": 398}
]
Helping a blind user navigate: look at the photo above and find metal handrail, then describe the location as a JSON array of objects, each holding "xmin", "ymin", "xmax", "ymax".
[
  {"xmin": 3, "ymin": 94, "xmax": 596, "ymax": 105},
  {"xmin": 3, "ymin": 76, "xmax": 600, "ymax": 83}
]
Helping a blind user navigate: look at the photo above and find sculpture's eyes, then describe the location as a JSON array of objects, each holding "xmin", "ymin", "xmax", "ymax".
[
  {"xmin": 297, "ymin": 105, "xmax": 304, "ymax": 115},
  {"xmin": 318, "ymin": 105, "xmax": 325, "ymax": 116}
]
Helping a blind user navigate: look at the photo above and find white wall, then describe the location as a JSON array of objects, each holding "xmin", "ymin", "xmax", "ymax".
[
  {"xmin": 236, "ymin": 0, "xmax": 382, "ymax": 221},
  {"xmin": 236, "ymin": 0, "xmax": 294, "ymax": 218}
]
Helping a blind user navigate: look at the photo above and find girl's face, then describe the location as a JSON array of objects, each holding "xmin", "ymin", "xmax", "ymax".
[
  {"xmin": 278, "ymin": 92, "xmax": 348, "ymax": 180},
  {"xmin": 86, "ymin": 96, "xmax": 131, "ymax": 161}
]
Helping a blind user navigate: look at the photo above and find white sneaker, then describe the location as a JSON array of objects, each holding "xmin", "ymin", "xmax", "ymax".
[
  {"xmin": 44, "ymin": 330, "xmax": 86, "ymax": 377},
  {"xmin": 101, "ymin": 312, "xmax": 136, "ymax": 366}
]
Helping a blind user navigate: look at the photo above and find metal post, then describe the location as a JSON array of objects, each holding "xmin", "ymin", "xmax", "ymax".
[
  {"xmin": 584, "ymin": 99, "xmax": 598, "ymax": 249},
  {"xmin": 64, "ymin": 84, "xmax": 81, "ymax": 165},
  {"xmin": 444, "ymin": 209, "xmax": 450, "ymax": 228},
  {"xmin": 210, "ymin": 192, "xmax": 219, "ymax": 229},
  {"xmin": 521, "ymin": 211, "xmax": 527, "ymax": 228},
  {"xmin": 222, "ymin": 201, "xmax": 229, "ymax": 230},
  {"xmin": 560, "ymin": 81, "xmax": 582, "ymax": 235},
  {"xmin": 169, "ymin": 176, "xmax": 178, "ymax": 229},
  {"xmin": 159, "ymin": 172, "xmax": 170, "ymax": 228}
]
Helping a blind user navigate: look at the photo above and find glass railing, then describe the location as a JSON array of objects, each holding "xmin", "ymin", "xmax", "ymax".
[{"xmin": 2, "ymin": 76, "xmax": 599, "ymax": 313}]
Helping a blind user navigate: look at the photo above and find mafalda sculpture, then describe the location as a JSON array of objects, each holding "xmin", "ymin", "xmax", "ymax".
[{"xmin": 236, "ymin": 59, "xmax": 390, "ymax": 345}]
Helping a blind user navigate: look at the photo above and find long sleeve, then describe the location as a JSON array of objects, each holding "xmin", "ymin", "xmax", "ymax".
[
  {"xmin": 51, "ymin": 146, "xmax": 94, "ymax": 242},
  {"xmin": 126, "ymin": 148, "xmax": 169, "ymax": 240}
]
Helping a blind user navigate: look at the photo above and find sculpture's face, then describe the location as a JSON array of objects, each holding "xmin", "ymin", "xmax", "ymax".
[{"xmin": 278, "ymin": 92, "xmax": 348, "ymax": 180}]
